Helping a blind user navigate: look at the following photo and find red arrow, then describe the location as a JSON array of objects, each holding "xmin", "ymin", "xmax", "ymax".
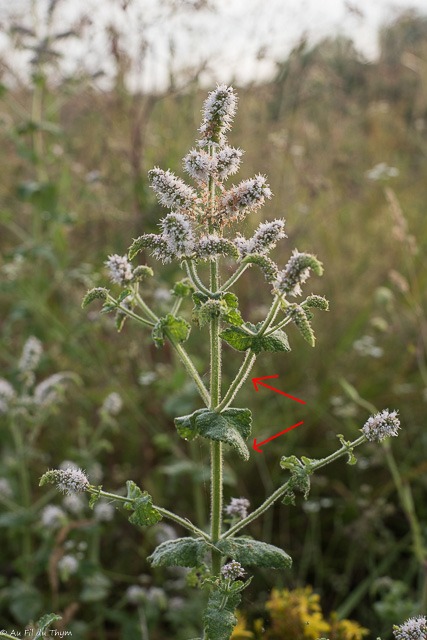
[
  {"xmin": 253, "ymin": 421, "xmax": 304, "ymax": 453},
  {"xmin": 252, "ymin": 375, "xmax": 306, "ymax": 405}
]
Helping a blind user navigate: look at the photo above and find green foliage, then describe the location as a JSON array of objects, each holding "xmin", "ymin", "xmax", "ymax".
[
  {"xmin": 152, "ymin": 313, "xmax": 191, "ymax": 347},
  {"xmin": 220, "ymin": 323, "xmax": 290, "ymax": 354},
  {"xmin": 217, "ymin": 538, "xmax": 292, "ymax": 569},
  {"xmin": 204, "ymin": 588, "xmax": 241, "ymax": 640},
  {"xmin": 123, "ymin": 480, "xmax": 162, "ymax": 527},
  {"xmin": 34, "ymin": 613, "xmax": 62, "ymax": 638},
  {"xmin": 175, "ymin": 408, "xmax": 252, "ymax": 460},
  {"xmin": 192, "ymin": 292, "xmax": 243, "ymax": 328},
  {"xmin": 172, "ymin": 278, "xmax": 196, "ymax": 298},
  {"xmin": 148, "ymin": 537, "xmax": 208, "ymax": 567}
]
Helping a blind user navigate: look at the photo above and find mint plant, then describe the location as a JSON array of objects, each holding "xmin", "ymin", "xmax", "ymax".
[{"xmin": 40, "ymin": 85, "xmax": 401, "ymax": 640}]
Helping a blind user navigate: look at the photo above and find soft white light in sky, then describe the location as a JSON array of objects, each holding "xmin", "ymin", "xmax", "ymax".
[{"xmin": 0, "ymin": 0, "xmax": 426, "ymax": 90}]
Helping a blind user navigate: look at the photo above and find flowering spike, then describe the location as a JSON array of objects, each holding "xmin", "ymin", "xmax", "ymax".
[
  {"xmin": 224, "ymin": 497, "xmax": 250, "ymax": 520},
  {"xmin": 183, "ymin": 148, "xmax": 214, "ymax": 184},
  {"xmin": 362, "ymin": 409, "xmax": 400, "ymax": 442},
  {"xmin": 40, "ymin": 467, "xmax": 90, "ymax": 495},
  {"xmin": 221, "ymin": 560, "xmax": 246, "ymax": 581},
  {"xmin": 219, "ymin": 174, "xmax": 272, "ymax": 224},
  {"xmin": 304, "ymin": 295, "xmax": 329, "ymax": 311},
  {"xmin": 236, "ymin": 219, "xmax": 286, "ymax": 257},
  {"xmin": 215, "ymin": 146, "xmax": 243, "ymax": 181},
  {"xmin": 105, "ymin": 254, "xmax": 133, "ymax": 286},
  {"xmin": 196, "ymin": 235, "xmax": 239, "ymax": 260},
  {"xmin": 161, "ymin": 212, "xmax": 195, "ymax": 259},
  {"xmin": 132, "ymin": 265, "xmax": 154, "ymax": 282},
  {"xmin": 0, "ymin": 379, "xmax": 16, "ymax": 414},
  {"xmin": 393, "ymin": 616, "xmax": 427, "ymax": 640},
  {"xmin": 82, "ymin": 287, "xmax": 109, "ymax": 308},
  {"xmin": 199, "ymin": 84, "xmax": 238, "ymax": 146},
  {"xmin": 274, "ymin": 250, "xmax": 323, "ymax": 297},
  {"xmin": 287, "ymin": 304, "xmax": 316, "ymax": 347},
  {"xmin": 148, "ymin": 168, "xmax": 197, "ymax": 213},
  {"xmin": 241, "ymin": 254, "xmax": 279, "ymax": 283},
  {"xmin": 18, "ymin": 336, "xmax": 43, "ymax": 374}
]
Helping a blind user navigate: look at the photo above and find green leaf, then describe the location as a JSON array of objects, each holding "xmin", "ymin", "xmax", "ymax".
[
  {"xmin": 152, "ymin": 314, "xmax": 191, "ymax": 347},
  {"xmin": 174, "ymin": 408, "xmax": 208, "ymax": 441},
  {"xmin": 34, "ymin": 613, "xmax": 62, "ymax": 638},
  {"xmin": 203, "ymin": 588, "xmax": 241, "ymax": 640},
  {"xmin": 148, "ymin": 537, "xmax": 208, "ymax": 567},
  {"xmin": 197, "ymin": 409, "xmax": 252, "ymax": 460},
  {"xmin": 172, "ymin": 278, "xmax": 195, "ymax": 298},
  {"xmin": 220, "ymin": 326, "xmax": 254, "ymax": 351},
  {"xmin": 174, "ymin": 408, "xmax": 252, "ymax": 460},
  {"xmin": 216, "ymin": 538, "xmax": 292, "ymax": 569},
  {"xmin": 124, "ymin": 481, "xmax": 162, "ymax": 527},
  {"xmin": 220, "ymin": 326, "xmax": 290, "ymax": 354}
]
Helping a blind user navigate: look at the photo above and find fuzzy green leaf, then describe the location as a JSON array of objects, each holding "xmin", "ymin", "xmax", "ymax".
[
  {"xmin": 174, "ymin": 408, "xmax": 209, "ymax": 441},
  {"xmin": 203, "ymin": 589, "xmax": 241, "ymax": 640},
  {"xmin": 172, "ymin": 278, "xmax": 195, "ymax": 298},
  {"xmin": 220, "ymin": 325, "xmax": 290, "ymax": 354},
  {"xmin": 124, "ymin": 481, "xmax": 162, "ymax": 527},
  {"xmin": 174, "ymin": 408, "xmax": 252, "ymax": 460},
  {"xmin": 217, "ymin": 538, "xmax": 292, "ymax": 569},
  {"xmin": 220, "ymin": 326, "xmax": 253, "ymax": 351},
  {"xmin": 197, "ymin": 408, "xmax": 252, "ymax": 460},
  {"xmin": 34, "ymin": 613, "xmax": 62, "ymax": 638},
  {"xmin": 152, "ymin": 314, "xmax": 191, "ymax": 347},
  {"xmin": 148, "ymin": 537, "xmax": 208, "ymax": 567}
]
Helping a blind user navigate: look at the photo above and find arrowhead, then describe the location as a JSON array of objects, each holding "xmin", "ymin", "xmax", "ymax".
[
  {"xmin": 252, "ymin": 374, "xmax": 278, "ymax": 391},
  {"xmin": 252, "ymin": 438, "xmax": 263, "ymax": 453}
]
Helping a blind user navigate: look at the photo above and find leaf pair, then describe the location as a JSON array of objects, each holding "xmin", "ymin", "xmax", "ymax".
[{"xmin": 148, "ymin": 536, "xmax": 292, "ymax": 570}]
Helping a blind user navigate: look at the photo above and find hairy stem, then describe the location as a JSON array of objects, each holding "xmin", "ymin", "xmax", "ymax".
[
  {"xmin": 216, "ymin": 351, "xmax": 256, "ymax": 412},
  {"xmin": 221, "ymin": 263, "xmax": 250, "ymax": 291},
  {"xmin": 222, "ymin": 435, "xmax": 366, "ymax": 539},
  {"xmin": 88, "ymin": 488, "xmax": 209, "ymax": 540},
  {"xmin": 185, "ymin": 260, "xmax": 212, "ymax": 297}
]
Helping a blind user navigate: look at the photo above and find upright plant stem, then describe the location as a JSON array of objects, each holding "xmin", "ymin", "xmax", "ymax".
[
  {"xmin": 209, "ymin": 257, "xmax": 223, "ymax": 576},
  {"xmin": 207, "ymin": 148, "xmax": 223, "ymax": 576}
]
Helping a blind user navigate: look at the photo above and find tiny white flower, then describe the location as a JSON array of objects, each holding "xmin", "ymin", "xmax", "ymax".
[
  {"xmin": 224, "ymin": 497, "xmax": 250, "ymax": 519},
  {"xmin": 18, "ymin": 336, "xmax": 43, "ymax": 374},
  {"xmin": 41, "ymin": 504, "xmax": 67, "ymax": 529},
  {"xmin": 105, "ymin": 254, "xmax": 133, "ymax": 286},
  {"xmin": 93, "ymin": 501, "xmax": 115, "ymax": 522},
  {"xmin": 126, "ymin": 585, "xmax": 146, "ymax": 605},
  {"xmin": 221, "ymin": 560, "xmax": 245, "ymax": 580},
  {"xmin": 362, "ymin": 409, "xmax": 400, "ymax": 442},
  {"xmin": 393, "ymin": 615, "xmax": 427, "ymax": 640},
  {"xmin": 58, "ymin": 554, "xmax": 79, "ymax": 579},
  {"xmin": 0, "ymin": 477, "xmax": 13, "ymax": 498},
  {"xmin": 101, "ymin": 392, "xmax": 123, "ymax": 416}
]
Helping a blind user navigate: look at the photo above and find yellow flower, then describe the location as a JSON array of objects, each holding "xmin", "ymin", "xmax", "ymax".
[
  {"xmin": 265, "ymin": 587, "xmax": 330, "ymax": 639},
  {"xmin": 231, "ymin": 612, "xmax": 255, "ymax": 639},
  {"xmin": 329, "ymin": 613, "xmax": 369, "ymax": 640}
]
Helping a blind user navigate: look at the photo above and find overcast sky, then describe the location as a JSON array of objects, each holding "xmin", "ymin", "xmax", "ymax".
[{"xmin": 1, "ymin": 0, "xmax": 426, "ymax": 90}]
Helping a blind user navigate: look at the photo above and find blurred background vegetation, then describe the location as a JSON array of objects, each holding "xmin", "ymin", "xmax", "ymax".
[{"xmin": 0, "ymin": 1, "xmax": 427, "ymax": 638}]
